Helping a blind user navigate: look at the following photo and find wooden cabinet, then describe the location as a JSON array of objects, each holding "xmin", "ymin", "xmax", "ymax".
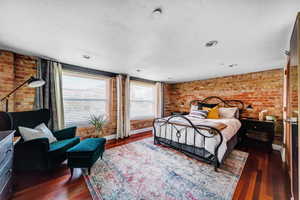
[{"xmin": 284, "ymin": 12, "xmax": 300, "ymax": 200}]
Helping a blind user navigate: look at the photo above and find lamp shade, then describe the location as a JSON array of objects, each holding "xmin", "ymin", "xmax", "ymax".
[{"xmin": 27, "ymin": 77, "xmax": 45, "ymax": 88}]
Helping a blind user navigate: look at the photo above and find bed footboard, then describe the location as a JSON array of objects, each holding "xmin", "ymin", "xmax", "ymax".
[{"xmin": 153, "ymin": 115, "xmax": 224, "ymax": 171}]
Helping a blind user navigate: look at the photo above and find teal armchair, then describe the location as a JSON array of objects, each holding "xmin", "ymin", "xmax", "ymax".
[{"xmin": 0, "ymin": 109, "xmax": 80, "ymax": 171}]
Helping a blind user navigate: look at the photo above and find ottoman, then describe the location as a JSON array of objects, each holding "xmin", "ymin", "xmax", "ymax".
[{"xmin": 66, "ymin": 138, "xmax": 106, "ymax": 176}]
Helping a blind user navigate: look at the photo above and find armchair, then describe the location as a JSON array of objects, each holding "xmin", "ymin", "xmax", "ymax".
[{"xmin": 0, "ymin": 109, "xmax": 80, "ymax": 171}]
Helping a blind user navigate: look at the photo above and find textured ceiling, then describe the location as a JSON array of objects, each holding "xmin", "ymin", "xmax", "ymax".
[{"xmin": 0, "ymin": 0, "xmax": 299, "ymax": 82}]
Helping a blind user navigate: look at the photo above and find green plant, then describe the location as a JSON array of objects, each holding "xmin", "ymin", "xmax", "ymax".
[{"xmin": 89, "ymin": 114, "xmax": 107, "ymax": 135}]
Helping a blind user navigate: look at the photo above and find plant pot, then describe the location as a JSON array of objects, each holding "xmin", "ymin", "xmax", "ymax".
[{"xmin": 93, "ymin": 130, "xmax": 103, "ymax": 138}]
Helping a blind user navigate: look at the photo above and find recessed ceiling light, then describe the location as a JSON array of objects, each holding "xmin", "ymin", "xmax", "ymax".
[
  {"xmin": 152, "ymin": 7, "xmax": 162, "ymax": 16},
  {"xmin": 82, "ymin": 55, "xmax": 90, "ymax": 59},
  {"xmin": 205, "ymin": 40, "xmax": 218, "ymax": 47},
  {"xmin": 228, "ymin": 64, "xmax": 238, "ymax": 68}
]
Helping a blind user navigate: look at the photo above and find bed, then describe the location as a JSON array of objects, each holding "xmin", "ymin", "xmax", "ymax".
[{"xmin": 153, "ymin": 96, "xmax": 244, "ymax": 171}]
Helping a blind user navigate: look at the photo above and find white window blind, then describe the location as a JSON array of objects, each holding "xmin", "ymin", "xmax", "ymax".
[
  {"xmin": 130, "ymin": 81, "xmax": 155, "ymax": 120},
  {"xmin": 62, "ymin": 71, "xmax": 109, "ymax": 127}
]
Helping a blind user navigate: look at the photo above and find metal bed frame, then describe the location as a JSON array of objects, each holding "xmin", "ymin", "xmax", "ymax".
[{"xmin": 153, "ymin": 96, "xmax": 244, "ymax": 171}]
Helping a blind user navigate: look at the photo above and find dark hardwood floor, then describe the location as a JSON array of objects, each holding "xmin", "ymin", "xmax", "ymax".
[{"xmin": 12, "ymin": 132, "xmax": 290, "ymax": 200}]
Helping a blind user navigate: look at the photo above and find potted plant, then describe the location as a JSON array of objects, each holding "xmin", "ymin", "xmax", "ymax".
[{"xmin": 89, "ymin": 114, "xmax": 107, "ymax": 137}]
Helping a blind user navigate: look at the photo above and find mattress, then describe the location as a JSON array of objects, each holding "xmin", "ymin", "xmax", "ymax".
[{"xmin": 153, "ymin": 116, "xmax": 241, "ymax": 162}]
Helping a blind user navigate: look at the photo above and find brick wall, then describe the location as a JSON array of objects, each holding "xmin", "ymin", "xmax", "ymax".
[
  {"xmin": 0, "ymin": 50, "xmax": 37, "ymax": 112},
  {"xmin": 130, "ymin": 119, "xmax": 153, "ymax": 130},
  {"xmin": 14, "ymin": 54, "xmax": 37, "ymax": 111},
  {"xmin": 164, "ymin": 69, "xmax": 284, "ymax": 144},
  {"xmin": 290, "ymin": 66, "xmax": 298, "ymax": 117}
]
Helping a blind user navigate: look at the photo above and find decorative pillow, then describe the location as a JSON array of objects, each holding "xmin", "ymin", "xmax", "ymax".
[
  {"xmin": 198, "ymin": 103, "xmax": 218, "ymax": 109},
  {"xmin": 19, "ymin": 127, "xmax": 48, "ymax": 142},
  {"xmin": 35, "ymin": 123, "xmax": 57, "ymax": 143},
  {"xmin": 203, "ymin": 106, "xmax": 220, "ymax": 119},
  {"xmin": 19, "ymin": 123, "xmax": 57, "ymax": 143},
  {"xmin": 189, "ymin": 110, "xmax": 208, "ymax": 119},
  {"xmin": 190, "ymin": 105, "xmax": 199, "ymax": 112},
  {"xmin": 219, "ymin": 107, "xmax": 239, "ymax": 119}
]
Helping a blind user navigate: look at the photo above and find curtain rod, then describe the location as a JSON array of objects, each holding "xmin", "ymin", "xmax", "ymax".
[{"xmin": 130, "ymin": 76, "xmax": 156, "ymax": 83}]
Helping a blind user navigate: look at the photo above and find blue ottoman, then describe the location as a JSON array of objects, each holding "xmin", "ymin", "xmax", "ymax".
[{"xmin": 66, "ymin": 138, "xmax": 106, "ymax": 176}]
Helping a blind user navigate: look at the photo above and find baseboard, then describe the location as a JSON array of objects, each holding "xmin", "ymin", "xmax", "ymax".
[
  {"xmin": 103, "ymin": 127, "xmax": 153, "ymax": 141},
  {"xmin": 130, "ymin": 127, "xmax": 153, "ymax": 135},
  {"xmin": 272, "ymin": 144, "xmax": 285, "ymax": 162},
  {"xmin": 103, "ymin": 134, "xmax": 116, "ymax": 140}
]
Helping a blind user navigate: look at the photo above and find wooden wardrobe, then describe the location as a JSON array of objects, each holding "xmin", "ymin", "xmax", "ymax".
[{"xmin": 284, "ymin": 12, "xmax": 300, "ymax": 200}]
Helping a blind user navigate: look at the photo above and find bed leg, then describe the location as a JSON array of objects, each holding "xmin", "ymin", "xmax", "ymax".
[
  {"xmin": 154, "ymin": 138, "xmax": 160, "ymax": 145},
  {"xmin": 214, "ymin": 160, "xmax": 220, "ymax": 172}
]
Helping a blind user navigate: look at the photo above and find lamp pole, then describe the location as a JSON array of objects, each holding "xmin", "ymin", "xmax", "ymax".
[{"xmin": 0, "ymin": 76, "xmax": 45, "ymax": 112}]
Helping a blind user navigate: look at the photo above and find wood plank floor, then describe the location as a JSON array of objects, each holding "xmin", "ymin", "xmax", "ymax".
[{"xmin": 12, "ymin": 132, "xmax": 291, "ymax": 200}]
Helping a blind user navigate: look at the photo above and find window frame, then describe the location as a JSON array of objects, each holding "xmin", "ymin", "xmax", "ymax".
[
  {"xmin": 130, "ymin": 80, "xmax": 156, "ymax": 120},
  {"xmin": 62, "ymin": 70, "xmax": 111, "ymax": 127}
]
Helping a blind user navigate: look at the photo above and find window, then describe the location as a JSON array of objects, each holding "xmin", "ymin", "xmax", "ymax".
[
  {"xmin": 62, "ymin": 71, "xmax": 109, "ymax": 127},
  {"xmin": 130, "ymin": 81, "xmax": 155, "ymax": 120}
]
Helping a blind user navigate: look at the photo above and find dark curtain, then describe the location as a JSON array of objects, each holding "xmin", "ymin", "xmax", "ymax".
[{"xmin": 34, "ymin": 58, "xmax": 64, "ymax": 131}]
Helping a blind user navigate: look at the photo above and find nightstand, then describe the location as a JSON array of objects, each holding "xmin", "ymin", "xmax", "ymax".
[
  {"xmin": 171, "ymin": 111, "xmax": 189, "ymax": 115},
  {"xmin": 239, "ymin": 118, "xmax": 275, "ymax": 152}
]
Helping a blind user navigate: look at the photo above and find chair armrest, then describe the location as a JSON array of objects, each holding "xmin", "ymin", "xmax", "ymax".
[
  {"xmin": 53, "ymin": 126, "xmax": 77, "ymax": 140},
  {"xmin": 14, "ymin": 138, "xmax": 50, "ymax": 171},
  {"xmin": 15, "ymin": 137, "xmax": 50, "ymax": 153}
]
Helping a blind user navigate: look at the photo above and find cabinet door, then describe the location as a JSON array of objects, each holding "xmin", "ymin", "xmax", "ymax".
[{"xmin": 285, "ymin": 12, "xmax": 300, "ymax": 200}]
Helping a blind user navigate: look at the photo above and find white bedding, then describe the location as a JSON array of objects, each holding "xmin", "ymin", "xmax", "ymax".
[{"xmin": 153, "ymin": 116, "xmax": 241, "ymax": 162}]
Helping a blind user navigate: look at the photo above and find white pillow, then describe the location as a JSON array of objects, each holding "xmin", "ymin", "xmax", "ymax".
[
  {"xmin": 219, "ymin": 107, "xmax": 239, "ymax": 118},
  {"xmin": 35, "ymin": 123, "xmax": 57, "ymax": 143},
  {"xmin": 19, "ymin": 127, "xmax": 48, "ymax": 142},
  {"xmin": 18, "ymin": 123, "xmax": 57, "ymax": 143},
  {"xmin": 190, "ymin": 105, "xmax": 199, "ymax": 112},
  {"xmin": 189, "ymin": 110, "xmax": 208, "ymax": 119}
]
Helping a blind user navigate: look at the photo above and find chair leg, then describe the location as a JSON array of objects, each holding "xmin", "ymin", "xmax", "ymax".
[
  {"xmin": 70, "ymin": 168, "xmax": 74, "ymax": 178},
  {"xmin": 88, "ymin": 167, "xmax": 91, "ymax": 175}
]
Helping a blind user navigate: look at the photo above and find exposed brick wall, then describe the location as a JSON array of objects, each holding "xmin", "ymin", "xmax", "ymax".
[
  {"xmin": 164, "ymin": 69, "xmax": 283, "ymax": 119},
  {"xmin": 0, "ymin": 51, "xmax": 15, "ymax": 111},
  {"xmin": 14, "ymin": 54, "xmax": 37, "ymax": 111},
  {"xmin": 131, "ymin": 119, "xmax": 153, "ymax": 130},
  {"xmin": 164, "ymin": 69, "xmax": 284, "ymax": 144},
  {"xmin": 0, "ymin": 50, "xmax": 37, "ymax": 112},
  {"xmin": 290, "ymin": 66, "xmax": 298, "ymax": 117}
]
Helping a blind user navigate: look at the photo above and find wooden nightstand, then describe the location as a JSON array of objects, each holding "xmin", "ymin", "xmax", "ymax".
[{"xmin": 239, "ymin": 118, "xmax": 275, "ymax": 152}]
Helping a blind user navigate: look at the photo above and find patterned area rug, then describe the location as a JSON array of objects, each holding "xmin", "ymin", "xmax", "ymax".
[{"xmin": 84, "ymin": 138, "xmax": 248, "ymax": 200}]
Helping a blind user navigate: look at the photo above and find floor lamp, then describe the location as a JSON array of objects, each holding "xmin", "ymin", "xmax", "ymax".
[{"xmin": 0, "ymin": 76, "xmax": 45, "ymax": 112}]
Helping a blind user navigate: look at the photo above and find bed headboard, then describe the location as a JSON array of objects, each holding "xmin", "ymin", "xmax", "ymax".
[{"xmin": 190, "ymin": 96, "xmax": 244, "ymax": 112}]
